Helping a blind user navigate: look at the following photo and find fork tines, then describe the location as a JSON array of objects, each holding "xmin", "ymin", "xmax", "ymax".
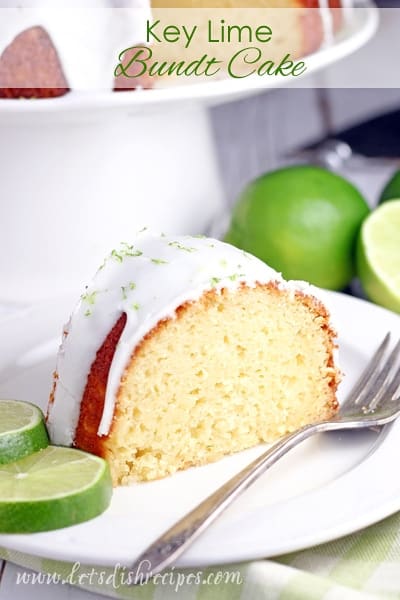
[{"xmin": 342, "ymin": 333, "xmax": 400, "ymax": 414}]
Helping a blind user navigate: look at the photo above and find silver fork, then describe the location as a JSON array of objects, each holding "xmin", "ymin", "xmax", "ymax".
[{"xmin": 130, "ymin": 333, "xmax": 400, "ymax": 580}]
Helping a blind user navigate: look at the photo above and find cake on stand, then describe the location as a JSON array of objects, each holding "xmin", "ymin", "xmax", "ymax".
[{"xmin": 0, "ymin": 1, "xmax": 377, "ymax": 303}]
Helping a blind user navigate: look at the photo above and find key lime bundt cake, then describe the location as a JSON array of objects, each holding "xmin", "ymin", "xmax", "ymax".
[
  {"xmin": 0, "ymin": 0, "xmax": 350, "ymax": 97},
  {"xmin": 47, "ymin": 232, "xmax": 340, "ymax": 485}
]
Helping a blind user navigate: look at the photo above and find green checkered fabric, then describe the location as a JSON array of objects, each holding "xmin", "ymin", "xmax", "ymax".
[{"xmin": 2, "ymin": 511, "xmax": 400, "ymax": 599}]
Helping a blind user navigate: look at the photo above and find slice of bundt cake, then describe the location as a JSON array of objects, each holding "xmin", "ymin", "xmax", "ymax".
[{"xmin": 47, "ymin": 232, "xmax": 340, "ymax": 485}]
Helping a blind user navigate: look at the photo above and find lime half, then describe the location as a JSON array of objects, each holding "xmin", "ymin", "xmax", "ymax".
[
  {"xmin": 0, "ymin": 400, "xmax": 49, "ymax": 465},
  {"xmin": 357, "ymin": 200, "xmax": 400, "ymax": 313},
  {"xmin": 0, "ymin": 446, "xmax": 112, "ymax": 533}
]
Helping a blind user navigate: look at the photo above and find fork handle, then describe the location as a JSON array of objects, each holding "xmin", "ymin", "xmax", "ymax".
[{"xmin": 130, "ymin": 423, "xmax": 320, "ymax": 579}]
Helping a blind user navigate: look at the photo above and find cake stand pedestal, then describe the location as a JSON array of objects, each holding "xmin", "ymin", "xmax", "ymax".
[{"xmin": 0, "ymin": 103, "xmax": 223, "ymax": 302}]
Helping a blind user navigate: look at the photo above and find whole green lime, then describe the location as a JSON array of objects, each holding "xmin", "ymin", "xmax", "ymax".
[
  {"xmin": 225, "ymin": 165, "xmax": 370, "ymax": 290},
  {"xmin": 379, "ymin": 169, "xmax": 400, "ymax": 204}
]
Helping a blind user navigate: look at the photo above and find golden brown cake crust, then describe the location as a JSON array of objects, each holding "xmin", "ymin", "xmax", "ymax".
[
  {"xmin": 73, "ymin": 282, "xmax": 340, "ymax": 475},
  {"xmin": 74, "ymin": 312, "xmax": 127, "ymax": 456},
  {"xmin": 0, "ymin": 26, "xmax": 69, "ymax": 99}
]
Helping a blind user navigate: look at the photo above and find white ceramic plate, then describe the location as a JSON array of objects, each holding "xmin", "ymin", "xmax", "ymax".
[
  {"xmin": 0, "ymin": 2, "xmax": 377, "ymax": 120},
  {"xmin": 0, "ymin": 290, "xmax": 399, "ymax": 568}
]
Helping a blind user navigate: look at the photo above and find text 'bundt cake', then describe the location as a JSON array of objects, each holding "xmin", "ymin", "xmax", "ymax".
[{"xmin": 0, "ymin": 0, "xmax": 350, "ymax": 97}]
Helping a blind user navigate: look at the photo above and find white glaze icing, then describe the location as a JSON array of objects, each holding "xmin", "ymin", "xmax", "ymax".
[
  {"xmin": 0, "ymin": 2, "xmax": 150, "ymax": 90},
  {"xmin": 318, "ymin": 0, "xmax": 356, "ymax": 48},
  {"xmin": 47, "ymin": 231, "xmax": 331, "ymax": 446},
  {"xmin": 340, "ymin": 0, "xmax": 355, "ymax": 28},
  {"xmin": 318, "ymin": 0, "xmax": 335, "ymax": 47}
]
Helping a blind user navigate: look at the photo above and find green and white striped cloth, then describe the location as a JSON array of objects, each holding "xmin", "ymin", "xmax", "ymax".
[{"xmin": 2, "ymin": 510, "xmax": 400, "ymax": 599}]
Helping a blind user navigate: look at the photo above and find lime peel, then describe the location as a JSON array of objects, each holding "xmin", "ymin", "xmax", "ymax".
[
  {"xmin": 225, "ymin": 165, "xmax": 369, "ymax": 290},
  {"xmin": 0, "ymin": 400, "xmax": 49, "ymax": 465},
  {"xmin": 0, "ymin": 446, "xmax": 112, "ymax": 532},
  {"xmin": 357, "ymin": 200, "xmax": 400, "ymax": 313}
]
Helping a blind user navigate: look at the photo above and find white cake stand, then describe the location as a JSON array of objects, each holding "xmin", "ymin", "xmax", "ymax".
[{"xmin": 0, "ymin": 2, "xmax": 377, "ymax": 302}]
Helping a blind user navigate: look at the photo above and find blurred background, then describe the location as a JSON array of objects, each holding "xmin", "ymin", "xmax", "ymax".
[
  {"xmin": 211, "ymin": 1, "xmax": 400, "ymax": 209},
  {"xmin": 1, "ymin": 0, "xmax": 399, "ymax": 302}
]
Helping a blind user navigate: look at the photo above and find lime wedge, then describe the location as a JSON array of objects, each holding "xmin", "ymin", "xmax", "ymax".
[
  {"xmin": 357, "ymin": 200, "xmax": 400, "ymax": 313},
  {"xmin": 0, "ymin": 400, "xmax": 49, "ymax": 465},
  {"xmin": 0, "ymin": 446, "xmax": 112, "ymax": 532}
]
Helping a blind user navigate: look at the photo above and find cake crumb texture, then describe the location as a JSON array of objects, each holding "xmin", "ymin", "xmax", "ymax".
[{"xmin": 75, "ymin": 283, "xmax": 339, "ymax": 485}]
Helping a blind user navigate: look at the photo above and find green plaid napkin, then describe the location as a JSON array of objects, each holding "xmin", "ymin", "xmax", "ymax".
[{"xmin": 2, "ymin": 510, "xmax": 400, "ymax": 599}]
